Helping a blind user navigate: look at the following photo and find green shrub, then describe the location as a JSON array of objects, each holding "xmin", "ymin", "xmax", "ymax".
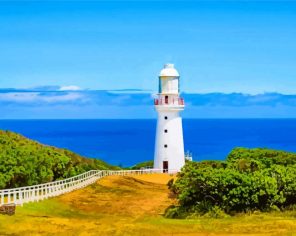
[
  {"xmin": 167, "ymin": 148, "xmax": 296, "ymax": 218},
  {"xmin": 227, "ymin": 147, "xmax": 296, "ymax": 168},
  {"xmin": 0, "ymin": 130, "xmax": 119, "ymax": 189},
  {"xmin": 164, "ymin": 205, "xmax": 187, "ymax": 219},
  {"xmin": 203, "ymin": 206, "xmax": 229, "ymax": 219}
]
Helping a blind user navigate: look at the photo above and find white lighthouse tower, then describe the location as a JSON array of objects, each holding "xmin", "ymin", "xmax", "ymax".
[{"xmin": 153, "ymin": 64, "xmax": 185, "ymax": 172}]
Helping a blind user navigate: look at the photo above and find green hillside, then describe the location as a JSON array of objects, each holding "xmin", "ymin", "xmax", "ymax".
[{"xmin": 0, "ymin": 130, "xmax": 119, "ymax": 189}]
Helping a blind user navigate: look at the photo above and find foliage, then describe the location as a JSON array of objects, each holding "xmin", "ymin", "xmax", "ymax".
[
  {"xmin": 167, "ymin": 148, "xmax": 296, "ymax": 218},
  {"xmin": 0, "ymin": 130, "xmax": 119, "ymax": 189},
  {"xmin": 129, "ymin": 160, "xmax": 153, "ymax": 170},
  {"xmin": 227, "ymin": 147, "xmax": 296, "ymax": 169}
]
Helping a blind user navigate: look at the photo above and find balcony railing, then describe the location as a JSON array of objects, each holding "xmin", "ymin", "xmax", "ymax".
[{"xmin": 154, "ymin": 97, "xmax": 185, "ymax": 106}]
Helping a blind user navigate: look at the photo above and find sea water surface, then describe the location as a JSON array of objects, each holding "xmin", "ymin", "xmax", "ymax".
[{"xmin": 1, "ymin": 119, "xmax": 296, "ymax": 167}]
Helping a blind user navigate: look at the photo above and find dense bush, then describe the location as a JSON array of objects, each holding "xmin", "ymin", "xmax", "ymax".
[
  {"xmin": 166, "ymin": 148, "xmax": 296, "ymax": 218},
  {"xmin": 227, "ymin": 147, "xmax": 296, "ymax": 169},
  {"xmin": 0, "ymin": 130, "xmax": 119, "ymax": 189}
]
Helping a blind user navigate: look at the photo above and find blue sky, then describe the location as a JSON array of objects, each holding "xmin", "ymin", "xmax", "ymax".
[{"xmin": 0, "ymin": 1, "xmax": 296, "ymax": 118}]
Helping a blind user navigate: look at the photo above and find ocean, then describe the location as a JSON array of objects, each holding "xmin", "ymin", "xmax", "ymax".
[{"xmin": 1, "ymin": 119, "xmax": 296, "ymax": 167}]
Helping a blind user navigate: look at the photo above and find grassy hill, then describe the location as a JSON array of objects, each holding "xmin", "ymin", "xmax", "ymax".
[
  {"xmin": 0, "ymin": 130, "xmax": 119, "ymax": 189},
  {"xmin": 0, "ymin": 174, "xmax": 295, "ymax": 236}
]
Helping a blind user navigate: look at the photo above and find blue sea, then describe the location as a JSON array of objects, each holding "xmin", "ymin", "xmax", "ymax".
[{"xmin": 1, "ymin": 119, "xmax": 296, "ymax": 167}]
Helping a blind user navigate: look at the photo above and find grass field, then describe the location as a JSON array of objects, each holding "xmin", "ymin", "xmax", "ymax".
[{"xmin": 0, "ymin": 174, "xmax": 296, "ymax": 236}]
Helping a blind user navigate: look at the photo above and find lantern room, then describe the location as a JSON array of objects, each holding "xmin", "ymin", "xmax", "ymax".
[{"xmin": 158, "ymin": 64, "xmax": 180, "ymax": 95}]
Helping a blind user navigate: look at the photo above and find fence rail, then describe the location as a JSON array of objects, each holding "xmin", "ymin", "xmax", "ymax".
[{"xmin": 0, "ymin": 169, "xmax": 177, "ymax": 206}]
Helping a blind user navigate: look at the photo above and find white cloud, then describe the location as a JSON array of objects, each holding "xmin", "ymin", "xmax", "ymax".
[
  {"xmin": 42, "ymin": 93, "xmax": 84, "ymax": 103},
  {"xmin": 59, "ymin": 85, "xmax": 82, "ymax": 91},
  {"xmin": 0, "ymin": 92, "xmax": 39, "ymax": 102},
  {"xmin": 0, "ymin": 92, "xmax": 85, "ymax": 103}
]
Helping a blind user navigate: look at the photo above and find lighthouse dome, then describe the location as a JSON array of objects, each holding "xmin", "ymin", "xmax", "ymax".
[{"xmin": 159, "ymin": 64, "xmax": 179, "ymax": 77}]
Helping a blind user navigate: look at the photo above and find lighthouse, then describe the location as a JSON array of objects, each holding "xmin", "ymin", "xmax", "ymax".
[{"xmin": 153, "ymin": 64, "xmax": 185, "ymax": 172}]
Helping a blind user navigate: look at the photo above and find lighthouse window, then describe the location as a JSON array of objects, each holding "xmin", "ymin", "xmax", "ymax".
[
  {"xmin": 164, "ymin": 129, "xmax": 168, "ymax": 133},
  {"xmin": 164, "ymin": 116, "xmax": 168, "ymax": 120},
  {"xmin": 164, "ymin": 144, "xmax": 168, "ymax": 148}
]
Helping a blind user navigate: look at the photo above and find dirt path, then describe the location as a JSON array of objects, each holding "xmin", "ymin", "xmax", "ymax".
[{"xmin": 59, "ymin": 174, "xmax": 174, "ymax": 218}]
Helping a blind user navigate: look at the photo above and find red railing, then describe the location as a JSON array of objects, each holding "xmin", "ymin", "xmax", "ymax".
[{"xmin": 154, "ymin": 97, "xmax": 184, "ymax": 106}]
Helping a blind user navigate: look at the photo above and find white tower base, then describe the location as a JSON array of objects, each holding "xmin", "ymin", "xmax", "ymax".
[{"xmin": 154, "ymin": 108, "xmax": 185, "ymax": 172}]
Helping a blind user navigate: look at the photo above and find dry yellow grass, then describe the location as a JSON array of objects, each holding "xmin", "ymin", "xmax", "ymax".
[
  {"xmin": 58, "ymin": 174, "xmax": 174, "ymax": 218},
  {"xmin": 0, "ymin": 174, "xmax": 296, "ymax": 236}
]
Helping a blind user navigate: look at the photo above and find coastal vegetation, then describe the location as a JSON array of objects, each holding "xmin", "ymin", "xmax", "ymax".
[
  {"xmin": 0, "ymin": 174, "xmax": 295, "ymax": 235},
  {"xmin": 166, "ymin": 147, "xmax": 296, "ymax": 218},
  {"xmin": 0, "ymin": 130, "xmax": 119, "ymax": 189},
  {"xmin": 130, "ymin": 160, "xmax": 153, "ymax": 170},
  {"xmin": 1, "ymin": 130, "xmax": 296, "ymax": 234}
]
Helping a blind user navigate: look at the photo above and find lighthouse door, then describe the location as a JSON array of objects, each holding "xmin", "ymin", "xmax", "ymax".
[
  {"xmin": 163, "ymin": 161, "xmax": 168, "ymax": 173},
  {"xmin": 165, "ymin": 96, "xmax": 168, "ymax": 104}
]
